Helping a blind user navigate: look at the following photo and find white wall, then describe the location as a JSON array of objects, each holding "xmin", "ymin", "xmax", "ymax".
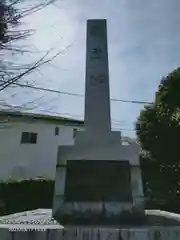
[{"xmin": 0, "ymin": 118, "xmax": 82, "ymax": 181}]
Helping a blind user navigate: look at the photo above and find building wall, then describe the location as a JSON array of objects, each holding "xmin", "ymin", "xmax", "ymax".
[{"xmin": 0, "ymin": 117, "xmax": 82, "ymax": 181}]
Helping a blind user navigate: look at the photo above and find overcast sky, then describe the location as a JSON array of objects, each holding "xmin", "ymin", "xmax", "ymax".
[{"xmin": 2, "ymin": 0, "xmax": 180, "ymax": 137}]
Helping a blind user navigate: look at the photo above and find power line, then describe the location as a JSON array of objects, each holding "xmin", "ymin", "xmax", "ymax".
[
  {"xmin": 38, "ymin": 109, "xmax": 136, "ymax": 131},
  {"xmin": 1, "ymin": 81, "xmax": 153, "ymax": 105}
]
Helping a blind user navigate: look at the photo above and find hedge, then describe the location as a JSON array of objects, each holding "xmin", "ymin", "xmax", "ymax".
[{"xmin": 0, "ymin": 179, "xmax": 54, "ymax": 216}]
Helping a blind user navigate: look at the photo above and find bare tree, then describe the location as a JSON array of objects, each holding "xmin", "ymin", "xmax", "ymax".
[{"xmin": 0, "ymin": 0, "xmax": 61, "ymax": 92}]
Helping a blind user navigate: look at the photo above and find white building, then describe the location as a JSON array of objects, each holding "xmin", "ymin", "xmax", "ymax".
[{"xmin": 0, "ymin": 111, "xmax": 84, "ymax": 181}]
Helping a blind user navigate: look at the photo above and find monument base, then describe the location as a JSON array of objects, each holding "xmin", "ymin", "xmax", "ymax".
[
  {"xmin": 57, "ymin": 212, "xmax": 146, "ymax": 227},
  {"xmin": 53, "ymin": 203, "xmax": 146, "ymax": 226},
  {"xmin": 53, "ymin": 157, "xmax": 145, "ymax": 226}
]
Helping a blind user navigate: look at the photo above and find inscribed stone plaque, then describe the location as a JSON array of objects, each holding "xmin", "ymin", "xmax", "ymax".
[
  {"xmin": 90, "ymin": 75, "xmax": 106, "ymax": 86},
  {"xmin": 90, "ymin": 47, "xmax": 103, "ymax": 59},
  {"xmin": 90, "ymin": 25, "xmax": 103, "ymax": 36},
  {"xmin": 64, "ymin": 160, "xmax": 132, "ymax": 202}
]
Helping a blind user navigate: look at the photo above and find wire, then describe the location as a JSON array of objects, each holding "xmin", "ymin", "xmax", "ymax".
[
  {"xmin": 38, "ymin": 109, "xmax": 136, "ymax": 131},
  {"xmin": 0, "ymin": 81, "xmax": 153, "ymax": 105}
]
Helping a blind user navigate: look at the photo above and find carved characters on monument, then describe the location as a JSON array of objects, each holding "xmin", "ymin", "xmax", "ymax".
[
  {"xmin": 90, "ymin": 47, "xmax": 103, "ymax": 60},
  {"xmin": 90, "ymin": 74, "xmax": 106, "ymax": 86},
  {"xmin": 90, "ymin": 25, "xmax": 102, "ymax": 37}
]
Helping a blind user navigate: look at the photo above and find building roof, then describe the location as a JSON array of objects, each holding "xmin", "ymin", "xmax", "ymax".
[{"xmin": 0, "ymin": 110, "xmax": 84, "ymax": 126}]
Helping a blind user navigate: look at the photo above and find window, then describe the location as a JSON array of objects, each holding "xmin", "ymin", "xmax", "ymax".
[
  {"xmin": 21, "ymin": 132, "xmax": 37, "ymax": 144},
  {"xmin": 73, "ymin": 128, "xmax": 77, "ymax": 138},
  {"xmin": 55, "ymin": 127, "xmax": 59, "ymax": 136}
]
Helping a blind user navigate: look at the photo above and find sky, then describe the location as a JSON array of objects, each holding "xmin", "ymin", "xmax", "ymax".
[{"xmin": 2, "ymin": 0, "xmax": 180, "ymax": 137}]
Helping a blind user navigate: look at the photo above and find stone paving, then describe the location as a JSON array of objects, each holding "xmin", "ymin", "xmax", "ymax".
[
  {"xmin": 1, "ymin": 209, "xmax": 180, "ymax": 239},
  {"xmin": 0, "ymin": 209, "xmax": 63, "ymax": 229}
]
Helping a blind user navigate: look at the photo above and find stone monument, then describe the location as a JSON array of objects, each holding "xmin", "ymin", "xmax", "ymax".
[{"xmin": 52, "ymin": 19, "xmax": 145, "ymax": 226}]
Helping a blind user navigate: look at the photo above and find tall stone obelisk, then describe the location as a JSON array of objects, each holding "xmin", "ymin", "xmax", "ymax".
[
  {"xmin": 52, "ymin": 19, "xmax": 145, "ymax": 226},
  {"xmin": 84, "ymin": 20, "xmax": 111, "ymax": 135}
]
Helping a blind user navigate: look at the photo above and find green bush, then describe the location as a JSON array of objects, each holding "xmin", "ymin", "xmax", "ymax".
[{"xmin": 0, "ymin": 179, "xmax": 55, "ymax": 216}]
